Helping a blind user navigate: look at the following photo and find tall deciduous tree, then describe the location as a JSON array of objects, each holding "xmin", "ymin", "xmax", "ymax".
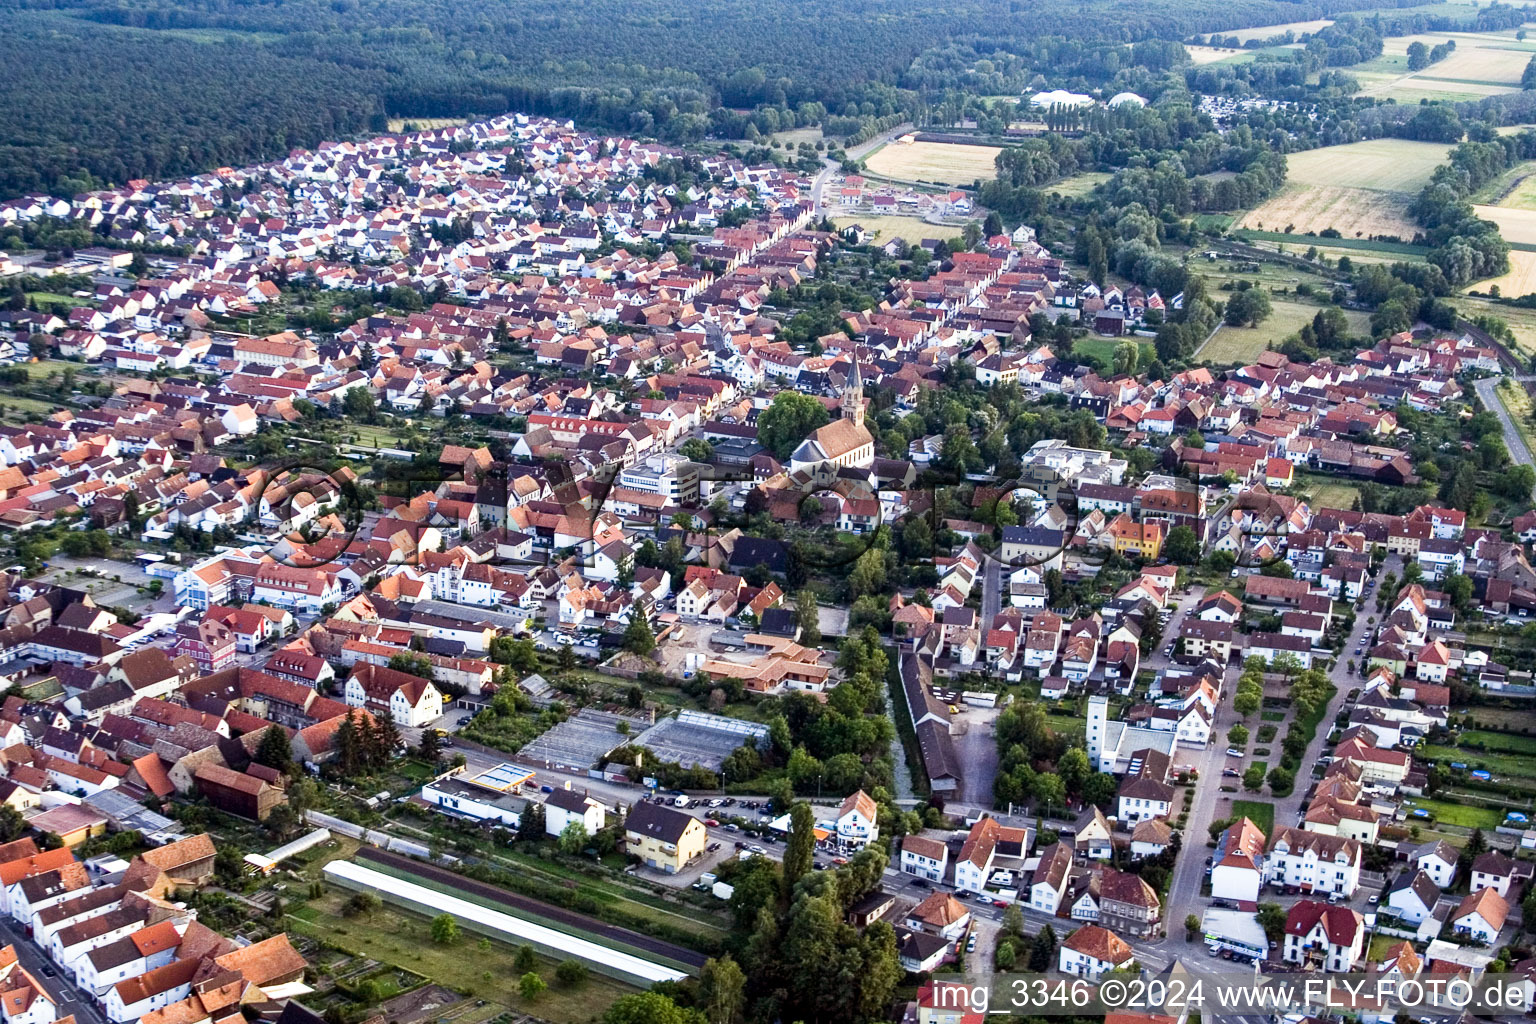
[
  {"xmin": 756, "ymin": 392, "xmax": 830, "ymax": 460},
  {"xmin": 782, "ymin": 802, "xmax": 816, "ymax": 898}
]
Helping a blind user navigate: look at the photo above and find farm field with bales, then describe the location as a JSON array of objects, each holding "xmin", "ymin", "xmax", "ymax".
[{"xmin": 863, "ymin": 140, "xmax": 1001, "ymax": 184}]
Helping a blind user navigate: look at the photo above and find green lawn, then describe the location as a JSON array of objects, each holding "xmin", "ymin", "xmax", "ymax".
[
  {"xmin": 1403, "ymin": 797, "xmax": 1507, "ymax": 830},
  {"xmin": 1230, "ymin": 799, "xmax": 1275, "ymax": 835},
  {"xmin": 288, "ymin": 893, "xmax": 635, "ymax": 1024},
  {"xmin": 15, "ymin": 359, "xmax": 80, "ymax": 379},
  {"xmin": 1050, "ymin": 171, "xmax": 1112, "ymax": 197},
  {"xmin": 1197, "ymin": 300, "xmax": 1369, "ymax": 366},
  {"xmin": 1230, "ymin": 229, "xmax": 1430, "ymax": 256},
  {"xmin": 0, "ymin": 396, "xmax": 66, "ymax": 416},
  {"xmin": 24, "ymin": 291, "xmax": 85, "ymax": 307},
  {"xmin": 1072, "ymin": 338, "xmax": 1155, "ymax": 371},
  {"xmin": 1294, "ymin": 474, "xmax": 1364, "ymax": 514}
]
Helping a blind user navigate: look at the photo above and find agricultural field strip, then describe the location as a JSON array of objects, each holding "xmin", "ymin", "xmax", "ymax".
[{"xmin": 324, "ymin": 860, "xmax": 689, "ymax": 984}]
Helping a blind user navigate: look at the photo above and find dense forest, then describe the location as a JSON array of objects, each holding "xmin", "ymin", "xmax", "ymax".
[{"xmin": 0, "ymin": 0, "xmax": 1454, "ymax": 197}]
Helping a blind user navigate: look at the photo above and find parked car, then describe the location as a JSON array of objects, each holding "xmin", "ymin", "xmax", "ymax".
[
  {"xmin": 704, "ymin": 818, "xmax": 719, "ymax": 827},
  {"xmin": 1225, "ymin": 747, "xmax": 1244, "ymax": 757},
  {"xmin": 912, "ymin": 878, "xmax": 929, "ymax": 888}
]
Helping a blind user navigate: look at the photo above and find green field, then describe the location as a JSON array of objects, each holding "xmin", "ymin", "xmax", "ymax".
[
  {"xmin": 0, "ymin": 396, "xmax": 66, "ymax": 417},
  {"xmin": 1230, "ymin": 799, "xmax": 1275, "ymax": 835},
  {"xmin": 289, "ymin": 893, "xmax": 634, "ymax": 1024},
  {"xmin": 1494, "ymin": 380, "xmax": 1536, "ymax": 465},
  {"xmin": 1420, "ymin": 739, "xmax": 1536, "ymax": 779},
  {"xmin": 14, "ymin": 359, "xmax": 80, "ymax": 379},
  {"xmin": 1283, "ymin": 138, "xmax": 1454, "ymax": 192},
  {"xmin": 24, "ymin": 292, "xmax": 84, "ymax": 307},
  {"xmin": 1050, "ymin": 171, "xmax": 1112, "ymax": 197},
  {"xmin": 1456, "ymin": 294, "xmax": 1536, "ymax": 358},
  {"xmin": 1196, "ymin": 298, "xmax": 1325, "ymax": 365},
  {"xmin": 1231, "ymin": 229, "xmax": 1429, "ymax": 256}
]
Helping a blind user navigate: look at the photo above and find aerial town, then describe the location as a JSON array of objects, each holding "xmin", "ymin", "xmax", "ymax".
[{"xmin": 6, "ymin": 5, "xmax": 1536, "ymax": 1023}]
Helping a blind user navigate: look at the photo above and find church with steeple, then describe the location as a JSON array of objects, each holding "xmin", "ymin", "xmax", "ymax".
[{"xmin": 788, "ymin": 360, "xmax": 874, "ymax": 475}]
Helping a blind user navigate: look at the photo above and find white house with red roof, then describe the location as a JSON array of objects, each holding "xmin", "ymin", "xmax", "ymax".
[
  {"xmin": 835, "ymin": 789, "xmax": 877, "ymax": 849},
  {"xmin": 1283, "ymin": 900, "xmax": 1364, "ymax": 972}
]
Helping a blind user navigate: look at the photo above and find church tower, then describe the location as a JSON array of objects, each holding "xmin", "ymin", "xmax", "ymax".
[{"xmin": 841, "ymin": 359, "xmax": 865, "ymax": 428}]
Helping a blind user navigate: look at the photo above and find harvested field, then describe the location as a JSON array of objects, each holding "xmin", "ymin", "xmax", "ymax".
[
  {"xmin": 1185, "ymin": 45, "xmax": 1250, "ymax": 64},
  {"xmin": 1471, "ymin": 248, "xmax": 1536, "ymax": 298},
  {"xmin": 1405, "ymin": 39, "xmax": 1534, "ymax": 85},
  {"xmin": 864, "ymin": 140, "xmax": 1001, "ymax": 184},
  {"xmin": 1473, "ymin": 204, "xmax": 1536, "ymax": 246},
  {"xmin": 1357, "ymin": 30, "xmax": 1536, "ymax": 101},
  {"xmin": 1239, "ymin": 185, "xmax": 1419, "ymax": 241},
  {"xmin": 1220, "ymin": 18, "xmax": 1332, "ymax": 42},
  {"xmin": 832, "ymin": 215, "xmax": 962, "ymax": 245}
]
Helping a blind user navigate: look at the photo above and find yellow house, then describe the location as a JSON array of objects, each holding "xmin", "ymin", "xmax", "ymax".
[
  {"xmin": 1107, "ymin": 514, "xmax": 1165, "ymax": 561},
  {"xmin": 624, "ymin": 801, "xmax": 707, "ymax": 874}
]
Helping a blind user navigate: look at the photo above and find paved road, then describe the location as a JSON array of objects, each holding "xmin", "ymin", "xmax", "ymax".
[
  {"xmin": 0, "ymin": 915, "xmax": 108, "ymax": 1024},
  {"xmin": 1474, "ymin": 376, "xmax": 1536, "ymax": 500},
  {"xmin": 980, "ymin": 555, "xmax": 1002, "ymax": 624},
  {"xmin": 810, "ymin": 125, "xmax": 912, "ymax": 216}
]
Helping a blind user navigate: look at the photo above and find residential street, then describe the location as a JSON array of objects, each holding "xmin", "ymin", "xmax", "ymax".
[
  {"xmin": 0, "ymin": 915, "xmax": 108, "ymax": 1024},
  {"xmin": 810, "ymin": 125, "xmax": 911, "ymax": 216},
  {"xmin": 1154, "ymin": 563, "xmax": 1390, "ymax": 943}
]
